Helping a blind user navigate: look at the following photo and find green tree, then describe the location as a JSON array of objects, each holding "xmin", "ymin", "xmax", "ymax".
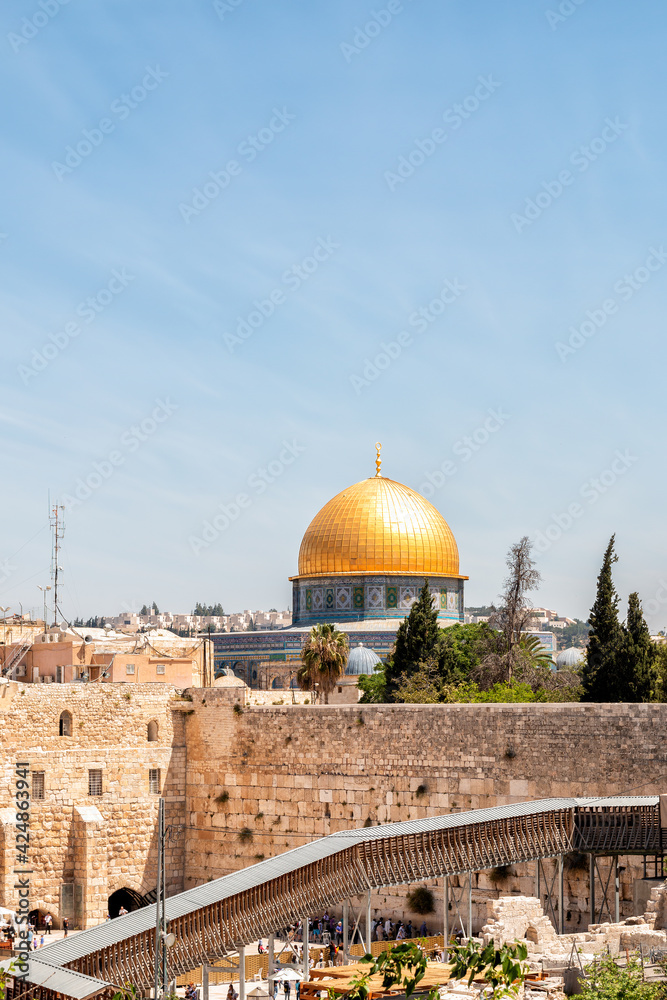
[
  {"xmin": 436, "ymin": 622, "xmax": 499, "ymax": 684},
  {"xmin": 384, "ymin": 581, "xmax": 440, "ymax": 700},
  {"xmin": 620, "ymin": 592, "xmax": 657, "ymax": 701},
  {"xmin": 358, "ymin": 666, "xmax": 387, "ymax": 703},
  {"xmin": 583, "ymin": 536, "xmax": 624, "ymax": 701},
  {"xmin": 297, "ymin": 623, "xmax": 348, "ymax": 704}
]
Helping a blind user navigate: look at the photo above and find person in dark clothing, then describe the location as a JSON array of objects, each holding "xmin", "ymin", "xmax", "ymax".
[{"xmin": 63, "ymin": 918, "xmax": 69, "ymax": 938}]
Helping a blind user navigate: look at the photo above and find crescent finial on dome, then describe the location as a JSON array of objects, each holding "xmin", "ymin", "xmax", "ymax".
[{"xmin": 375, "ymin": 441, "xmax": 382, "ymax": 477}]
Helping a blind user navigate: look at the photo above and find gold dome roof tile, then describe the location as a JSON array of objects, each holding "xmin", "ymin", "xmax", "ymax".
[{"xmin": 294, "ymin": 474, "xmax": 461, "ymax": 579}]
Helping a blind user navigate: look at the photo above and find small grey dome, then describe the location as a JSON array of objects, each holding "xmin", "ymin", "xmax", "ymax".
[
  {"xmin": 556, "ymin": 646, "xmax": 585, "ymax": 669},
  {"xmin": 345, "ymin": 643, "xmax": 381, "ymax": 676}
]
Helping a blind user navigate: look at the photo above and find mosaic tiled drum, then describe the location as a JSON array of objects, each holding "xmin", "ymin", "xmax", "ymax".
[{"xmin": 290, "ymin": 449, "xmax": 467, "ymax": 625}]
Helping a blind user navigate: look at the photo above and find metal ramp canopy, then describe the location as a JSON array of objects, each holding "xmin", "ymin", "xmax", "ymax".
[{"xmin": 23, "ymin": 796, "xmax": 665, "ymax": 999}]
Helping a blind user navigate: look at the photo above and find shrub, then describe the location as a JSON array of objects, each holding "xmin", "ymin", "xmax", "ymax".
[
  {"xmin": 238, "ymin": 827, "xmax": 253, "ymax": 843},
  {"xmin": 233, "ymin": 703, "xmax": 242, "ymax": 714},
  {"xmin": 415, "ymin": 783, "xmax": 428, "ymax": 797},
  {"xmin": 406, "ymin": 886, "xmax": 435, "ymax": 915},
  {"xmin": 216, "ymin": 790, "xmax": 229, "ymax": 804}
]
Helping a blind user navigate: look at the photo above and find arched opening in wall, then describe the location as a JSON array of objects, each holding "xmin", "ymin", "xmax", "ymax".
[
  {"xmin": 147, "ymin": 720, "xmax": 158, "ymax": 742},
  {"xmin": 271, "ymin": 677, "xmax": 285, "ymax": 689},
  {"xmin": 59, "ymin": 711, "xmax": 72, "ymax": 736},
  {"xmin": 28, "ymin": 908, "xmax": 51, "ymax": 930},
  {"xmin": 525, "ymin": 926, "xmax": 539, "ymax": 945},
  {"xmin": 108, "ymin": 887, "xmax": 146, "ymax": 918}
]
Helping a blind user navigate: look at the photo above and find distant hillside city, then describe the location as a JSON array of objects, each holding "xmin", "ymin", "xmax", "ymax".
[{"xmin": 64, "ymin": 602, "xmax": 591, "ymax": 650}]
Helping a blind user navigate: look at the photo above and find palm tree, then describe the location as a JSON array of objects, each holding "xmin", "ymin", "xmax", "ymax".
[{"xmin": 298, "ymin": 624, "xmax": 349, "ymax": 704}]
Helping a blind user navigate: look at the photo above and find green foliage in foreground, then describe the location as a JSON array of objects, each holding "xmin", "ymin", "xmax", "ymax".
[
  {"xmin": 449, "ymin": 938, "xmax": 528, "ymax": 998},
  {"xmin": 579, "ymin": 953, "xmax": 663, "ymax": 1000},
  {"xmin": 346, "ymin": 938, "xmax": 529, "ymax": 1000},
  {"xmin": 347, "ymin": 940, "xmax": 438, "ymax": 1000}
]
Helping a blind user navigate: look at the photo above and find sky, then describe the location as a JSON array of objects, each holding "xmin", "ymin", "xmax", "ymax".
[{"xmin": 1, "ymin": 0, "xmax": 665, "ymax": 628}]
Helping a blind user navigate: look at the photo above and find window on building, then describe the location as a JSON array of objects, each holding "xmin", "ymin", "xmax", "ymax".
[
  {"xmin": 32, "ymin": 772, "xmax": 45, "ymax": 800},
  {"xmin": 147, "ymin": 720, "xmax": 158, "ymax": 742},
  {"xmin": 126, "ymin": 663, "xmax": 135, "ymax": 675},
  {"xmin": 59, "ymin": 711, "xmax": 72, "ymax": 737},
  {"xmin": 149, "ymin": 769, "xmax": 161, "ymax": 794},
  {"xmin": 156, "ymin": 663, "xmax": 166, "ymax": 675},
  {"xmin": 88, "ymin": 769, "xmax": 102, "ymax": 796}
]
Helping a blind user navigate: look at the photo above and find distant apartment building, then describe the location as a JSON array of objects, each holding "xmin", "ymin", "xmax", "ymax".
[{"xmin": 0, "ymin": 626, "xmax": 213, "ymax": 687}]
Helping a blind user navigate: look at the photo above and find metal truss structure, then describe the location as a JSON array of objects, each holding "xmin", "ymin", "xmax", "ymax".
[{"xmin": 8, "ymin": 795, "xmax": 664, "ymax": 1000}]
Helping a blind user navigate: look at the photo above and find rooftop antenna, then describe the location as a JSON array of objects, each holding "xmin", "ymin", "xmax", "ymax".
[
  {"xmin": 375, "ymin": 441, "xmax": 382, "ymax": 477},
  {"xmin": 49, "ymin": 503, "xmax": 65, "ymax": 627}
]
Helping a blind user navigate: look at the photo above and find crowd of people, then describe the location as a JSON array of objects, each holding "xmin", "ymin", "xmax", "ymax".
[
  {"xmin": 286, "ymin": 913, "xmax": 431, "ymax": 947},
  {"xmin": 1, "ymin": 911, "xmax": 60, "ymax": 951}
]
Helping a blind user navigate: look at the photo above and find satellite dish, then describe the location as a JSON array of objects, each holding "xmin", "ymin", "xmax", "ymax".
[
  {"xmin": 103, "ymin": 624, "xmax": 112, "ymax": 631},
  {"xmin": 59, "ymin": 623, "xmax": 68, "ymax": 633}
]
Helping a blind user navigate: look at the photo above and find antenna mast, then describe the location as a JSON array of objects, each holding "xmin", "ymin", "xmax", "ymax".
[{"xmin": 49, "ymin": 504, "xmax": 65, "ymax": 626}]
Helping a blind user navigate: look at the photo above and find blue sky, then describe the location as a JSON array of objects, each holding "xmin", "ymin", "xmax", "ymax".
[{"xmin": 1, "ymin": 0, "xmax": 665, "ymax": 627}]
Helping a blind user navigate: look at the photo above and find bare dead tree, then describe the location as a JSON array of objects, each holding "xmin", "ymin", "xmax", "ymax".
[{"xmin": 488, "ymin": 536, "xmax": 542, "ymax": 683}]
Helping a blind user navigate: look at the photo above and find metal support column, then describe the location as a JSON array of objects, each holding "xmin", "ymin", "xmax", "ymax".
[
  {"xmin": 443, "ymin": 876, "xmax": 449, "ymax": 960},
  {"xmin": 558, "ymin": 855, "xmax": 564, "ymax": 935},
  {"xmin": 366, "ymin": 890, "xmax": 372, "ymax": 952},
  {"xmin": 303, "ymin": 917, "xmax": 309, "ymax": 981},
  {"xmin": 239, "ymin": 946, "xmax": 246, "ymax": 1000},
  {"xmin": 468, "ymin": 874, "xmax": 473, "ymax": 940},
  {"xmin": 614, "ymin": 858, "xmax": 620, "ymax": 924},
  {"xmin": 202, "ymin": 966, "xmax": 209, "ymax": 1000},
  {"xmin": 535, "ymin": 859, "xmax": 540, "ymax": 902},
  {"xmin": 590, "ymin": 854, "xmax": 595, "ymax": 926},
  {"xmin": 268, "ymin": 934, "xmax": 275, "ymax": 997},
  {"xmin": 343, "ymin": 901, "xmax": 349, "ymax": 965}
]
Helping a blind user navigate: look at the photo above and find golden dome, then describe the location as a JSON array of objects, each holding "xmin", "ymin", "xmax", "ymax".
[{"xmin": 295, "ymin": 473, "xmax": 461, "ymax": 579}]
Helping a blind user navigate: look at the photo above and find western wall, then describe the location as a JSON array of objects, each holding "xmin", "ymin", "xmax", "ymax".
[{"xmin": 1, "ymin": 682, "xmax": 665, "ymax": 932}]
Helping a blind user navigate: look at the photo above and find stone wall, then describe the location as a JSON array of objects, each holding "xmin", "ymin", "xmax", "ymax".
[
  {"xmin": 0, "ymin": 681, "xmax": 184, "ymax": 927},
  {"xmin": 1, "ymin": 689, "xmax": 666, "ymax": 934},
  {"xmin": 182, "ymin": 698, "xmax": 667, "ymax": 932}
]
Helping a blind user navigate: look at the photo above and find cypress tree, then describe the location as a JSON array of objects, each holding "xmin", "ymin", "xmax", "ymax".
[
  {"xmin": 385, "ymin": 580, "xmax": 440, "ymax": 700},
  {"xmin": 620, "ymin": 593, "xmax": 656, "ymax": 702},
  {"xmin": 582, "ymin": 536, "xmax": 623, "ymax": 701}
]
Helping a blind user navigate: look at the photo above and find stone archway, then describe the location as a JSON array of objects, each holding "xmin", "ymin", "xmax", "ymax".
[{"xmin": 108, "ymin": 887, "xmax": 147, "ymax": 918}]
